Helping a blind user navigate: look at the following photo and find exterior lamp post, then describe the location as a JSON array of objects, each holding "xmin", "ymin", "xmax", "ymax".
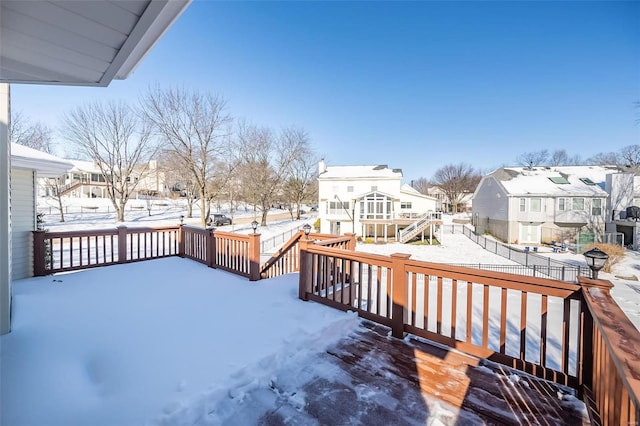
[
  {"xmin": 303, "ymin": 223, "xmax": 312, "ymax": 239},
  {"xmin": 251, "ymin": 220, "xmax": 259, "ymax": 234},
  {"xmin": 583, "ymin": 247, "xmax": 608, "ymax": 279},
  {"xmin": 180, "ymin": 215, "xmax": 184, "ymax": 225}
]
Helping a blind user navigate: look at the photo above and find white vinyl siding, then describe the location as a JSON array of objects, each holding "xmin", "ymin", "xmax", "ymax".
[{"xmin": 11, "ymin": 169, "xmax": 35, "ymax": 280}]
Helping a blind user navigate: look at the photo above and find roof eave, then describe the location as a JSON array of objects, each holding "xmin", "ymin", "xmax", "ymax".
[{"xmin": 110, "ymin": 0, "xmax": 191, "ymax": 82}]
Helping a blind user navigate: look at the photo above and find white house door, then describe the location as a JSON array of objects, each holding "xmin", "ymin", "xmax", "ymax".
[
  {"xmin": 519, "ymin": 223, "xmax": 541, "ymax": 244},
  {"xmin": 331, "ymin": 221, "xmax": 341, "ymax": 235}
]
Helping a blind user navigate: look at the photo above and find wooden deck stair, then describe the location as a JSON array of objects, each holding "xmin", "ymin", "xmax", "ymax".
[{"xmin": 398, "ymin": 212, "xmax": 443, "ymax": 243}]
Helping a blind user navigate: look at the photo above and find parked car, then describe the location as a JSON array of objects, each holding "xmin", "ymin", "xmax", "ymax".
[{"xmin": 209, "ymin": 214, "xmax": 232, "ymax": 226}]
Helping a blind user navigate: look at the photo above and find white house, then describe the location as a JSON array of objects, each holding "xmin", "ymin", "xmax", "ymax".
[
  {"xmin": 1, "ymin": 0, "xmax": 191, "ymax": 334},
  {"xmin": 10, "ymin": 143, "xmax": 73, "ymax": 279},
  {"xmin": 472, "ymin": 166, "xmax": 614, "ymax": 245},
  {"xmin": 318, "ymin": 161, "xmax": 438, "ymax": 241}
]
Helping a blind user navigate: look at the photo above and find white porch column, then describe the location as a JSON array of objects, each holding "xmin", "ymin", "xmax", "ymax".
[{"xmin": 1, "ymin": 83, "xmax": 11, "ymax": 334}]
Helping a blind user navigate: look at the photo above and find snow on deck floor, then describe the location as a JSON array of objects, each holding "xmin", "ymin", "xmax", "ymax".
[{"xmin": 0, "ymin": 258, "xmax": 357, "ymax": 426}]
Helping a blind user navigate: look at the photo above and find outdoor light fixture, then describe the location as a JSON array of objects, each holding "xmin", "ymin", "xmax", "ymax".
[
  {"xmin": 251, "ymin": 220, "xmax": 259, "ymax": 234},
  {"xmin": 303, "ymin": 223, "xmax": 312, "ymax": 239},
  {"xmin": 583, "ymin": 247, "xmax": 608, "ymax": 279},
  {"xmin": 180, "ymin": 215, "xmax": 184, "ymax": 225}
]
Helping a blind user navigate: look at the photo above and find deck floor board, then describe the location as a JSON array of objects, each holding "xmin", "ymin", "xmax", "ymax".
[{"xmin": 260, "ymin": 321, "xmax": 589, "ymax": 425}]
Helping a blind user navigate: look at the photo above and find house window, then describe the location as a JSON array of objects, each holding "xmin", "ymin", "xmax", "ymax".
[
  {"xmin": 347, "ymin": 186, "xmax": 354, "ymax": 193},
  {"xmin": 328, "ymin": 201, "xmax": 349, "ymax": 215},
  {"xmin": 401, "ymin": 202, "xmax": 412, "ymax": 209},
  {"xmin": 558, "ymin": 198, "xmax": 567, "ymax": 211},
  {"xmin": 530, "ymin": 198, "xmax": 541, "ymax": 212},
  {"xmin": 572, "ymin": 198, "xmax": 585, "ymax": 211},
  {"xmin": 519, "ymin": 198, "xmax": 526, "ymax": 212},
  {"xmin": 592, "ymin": 199, "xmax": 602, "ymax": 216}
]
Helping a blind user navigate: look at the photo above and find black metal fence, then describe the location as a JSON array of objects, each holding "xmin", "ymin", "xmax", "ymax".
[
  {"xmin": 446, "ymin": 263, "xmax": 585, "ymax": 281},
  {"xmin": 461, "ymin": 226, "xmax": 588, "ymax": 282}
]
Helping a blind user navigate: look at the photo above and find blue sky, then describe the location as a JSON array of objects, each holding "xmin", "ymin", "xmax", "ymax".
[{"xmin": 11, "ymin": 1, "xmax": 640, "ymax": 181}]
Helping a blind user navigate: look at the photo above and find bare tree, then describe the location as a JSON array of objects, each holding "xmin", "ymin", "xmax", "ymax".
[
  {"xmin": 410, "ymin": 177, "xmax": 432, "ymax": 195},
  {"xmin": 9, "ymin": 111, "xmax": 54, "ymax": 153},
  {"xmin": 237, "ymin": 123, "xmax": 304, "ymax": 226},
  {"xmin": 281, "ymin": 128, "xmax": 316, "ymax": 220},
  {"xmin": 41, "ymin": 176, "xmax": 66, "ymax": 222},
  {"xmin": 204, "ymin": 148, "xmax": 241, "ymax": 222},
  {"xmin": 142, "ymin": 86, "xmax": 231, "ymax": 226},
  {"xmin": 517, "ymin": 150, "xmax": 549, "ymax": 169},
  {"xmin": 432, "ymin": 163, "xmax": 481, "ymax": 213},
  {"xmin": 619, "ymin": 145, "xmax": 640, "ymax": 168},
  {"xmin": 549, "ymin": 149, "xmax": 581, "ymax": 166},
  {"xmin": 588, "ymin": 151, "xmax": 620, "ymax": 166},
  {"xmin": 62, "ymin": 101, "xmax": 156, "ymax": 222}
]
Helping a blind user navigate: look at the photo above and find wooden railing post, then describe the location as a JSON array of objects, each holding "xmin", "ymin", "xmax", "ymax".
[
  {"xmin": 249, "ymin": 232, "xmax": 261, "ymax": 281},
  {"xmin": 117, "ymin": 225, "xmax": 127, "ymax": 263},
  {"xmin": 390, "ymin": 253, "xmax": 411, "ymax": 339},
  {"xmin": 206, "ymin": 228, "xmax": 216, "ymax": 268},
  {"xmin": 33, "ymin": 230, "xmax": 46, "ymax": 276},
  {"xmin": 577, "ymin": 276, "xmax": 614, "ymax": 392},
  {"xmin": 298, "ymin": 238, "xmax": 313, "ymax": 300},
  {"xmin": 345, "ymin": 233, "xmax": 357, "ymax": 251},
  {"xmin": 178, "ymin": 225, "xmax": 185, "ymax": 257}
]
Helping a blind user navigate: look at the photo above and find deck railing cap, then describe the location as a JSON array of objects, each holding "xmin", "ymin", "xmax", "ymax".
[{"xmin": 577, "ymin": 276, "xmax": 614, "ymax": 292}]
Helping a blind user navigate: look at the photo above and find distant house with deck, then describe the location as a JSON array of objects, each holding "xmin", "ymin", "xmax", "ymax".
[
  {"xmin": 41, "ymin": 159, "xmax": 166, "ymax": 199},
  {"xmin": 317, "ymin": 161, "xmax": 438, "ymax": 241}
]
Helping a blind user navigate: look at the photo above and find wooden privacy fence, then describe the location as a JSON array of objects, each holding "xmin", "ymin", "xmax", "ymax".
[{"xmin": 298, "ymin": 242, "xmax": 640, "ymax": 424}]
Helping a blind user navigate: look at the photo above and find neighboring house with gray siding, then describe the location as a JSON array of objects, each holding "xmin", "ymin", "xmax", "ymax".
[
  {"xmin": 10, "ymin": 143, "xmax": 72, "ymax": 280},
  {"xmin": 472, "ymin": 166, "xmax": 611, "ymax": 245}
]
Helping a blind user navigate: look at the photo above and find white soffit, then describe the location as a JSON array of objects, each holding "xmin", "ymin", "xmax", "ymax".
[{"xmin": 0, "ymin": 0, "xmax": 190, "ymax": 87}]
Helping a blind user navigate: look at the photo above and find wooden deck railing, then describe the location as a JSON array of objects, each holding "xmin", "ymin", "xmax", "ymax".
[
  {"xmin": 298, "ymin": 243, "xmax": 640, "ymax": 424},
  {"xmin": 33, "ymin": 225, "xmax": 180, "ymax": 275},
  {"xmin": 579, "ymin": 276, "xmax": 640, "ymax": 424},
  {"xmin": 260, "ymin": 232, "xmax": 356, "ymax": 279},
  {"xmin": 34, "ymin": 225, "xmax": 261, "ymax": 280}
]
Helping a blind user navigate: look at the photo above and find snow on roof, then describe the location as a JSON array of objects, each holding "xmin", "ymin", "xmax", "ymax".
[
  {"xmin": 400, "ymin": 183, "xmax": 437, "ymax": 200},
  {"xmin": 67, "ymin": 159, "xmax": 101, "ymax": 172},
  {"xmin": 491, "ymin": 165, "xmax": 611, "ymax": 196},
  {"xmin": 10, "ymin": 143, "xmax": 74, "ymax": 177},
  {"xmin": 320, "ymin": 164, "xmax": 403, "ymax": 179}
]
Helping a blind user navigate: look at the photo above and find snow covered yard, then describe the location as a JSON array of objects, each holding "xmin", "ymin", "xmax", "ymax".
[{"xmin": 0, "ymin": 258, "xmax": 358, "ymax": 426}]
